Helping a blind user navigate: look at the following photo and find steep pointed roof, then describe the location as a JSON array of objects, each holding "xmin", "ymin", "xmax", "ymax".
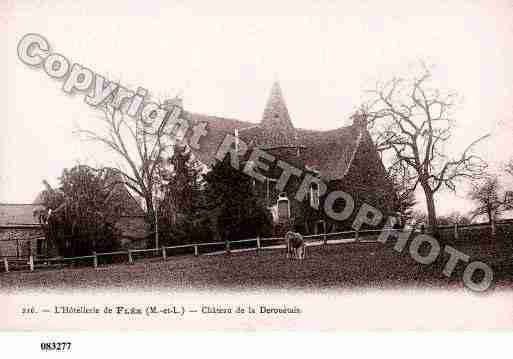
[
  {"xmin": 234, "ymin": 82, "xmax": 297, "ymax": 148},
  {"xmin": 186, "ymin": 81, "xmax": 375, "ymax": 181},
  {"xmin": 261, "ymin": 82, "xmax": 295, "ymax": 134}
]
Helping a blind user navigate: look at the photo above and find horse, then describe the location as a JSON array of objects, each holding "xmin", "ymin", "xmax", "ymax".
[{"xmin": 285, "ymin": 231, "xmax": 306, "ymax": 260}]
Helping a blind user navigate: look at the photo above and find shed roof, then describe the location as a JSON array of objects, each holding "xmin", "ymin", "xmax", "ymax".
[{"xmin": 0, "ymin": 203, "xmax": 44, "ymax": 226}]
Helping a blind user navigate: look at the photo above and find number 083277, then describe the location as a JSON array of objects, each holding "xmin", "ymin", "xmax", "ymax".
[{"xmin": 40, "ymin": 342, "xmax": 72, "ymax": 351}]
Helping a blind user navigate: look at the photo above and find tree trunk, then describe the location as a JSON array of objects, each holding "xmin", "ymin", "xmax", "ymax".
[
  {"xmin": 421, "ymin": 183, "xmax": 438, "ymax": 236},
  {"xmin": 144, "ymin": 195, "xmax": 157, "ymax": 247},
  {"xmin": 491, "ymin": 212, "xmax": 497, "ymax": 237},
  {"xmin": 486, "ymin": 207, "xmax": 493, "ymax": 225},
  {"xmin": 485, "ymin": 208, "xmax": 497, "ymax": 238}
]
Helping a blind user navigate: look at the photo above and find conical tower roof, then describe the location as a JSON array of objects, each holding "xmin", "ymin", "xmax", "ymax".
[
  {"xmin": 253, "ymin": 81, "xmax": 297, "ymax": 148},
  {"xmin": 261, "ymin": 82, "xmax": 295, "ymax": 133}
]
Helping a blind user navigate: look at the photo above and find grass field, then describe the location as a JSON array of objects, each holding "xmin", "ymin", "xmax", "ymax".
[{"xmin": 2, "ymin": 239, "xmax": 512, "ymax": 292}]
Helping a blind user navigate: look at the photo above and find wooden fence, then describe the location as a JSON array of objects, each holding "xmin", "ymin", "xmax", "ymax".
[
  {"xmin": 437, "ymin": 221, "xmax": 513, "ymax": 242},
  {"xmin": 1, "ymin": 228, "xmax": 393, "ymax": 273},
  {"xmin": 4, "ymin": 222, "xmax": 509, "ymax": 274}
]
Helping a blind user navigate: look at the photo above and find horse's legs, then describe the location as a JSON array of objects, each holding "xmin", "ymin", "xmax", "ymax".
[{"xmin": 297, "ymin": 245, "xmax": 304, "ymax": 260}]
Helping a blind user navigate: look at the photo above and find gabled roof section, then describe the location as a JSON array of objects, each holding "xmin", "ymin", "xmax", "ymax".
[
  {"xmin": 185, "ymin": 112, "xmax": 255, "ymax": 167},
  {"xmin": 185, "ymin": 82, "xmax": 371, "ymax": 181},
  {"xmin": 296, "ymin": 125, "xmax": 363, "ymax": 181},
  {"xmin": 238, "ymin": 125, "xmax": 298, "ymax": 149},
  {"xmin": 188, "ymin": 110, "xmax": 366, "ymax": 181}
]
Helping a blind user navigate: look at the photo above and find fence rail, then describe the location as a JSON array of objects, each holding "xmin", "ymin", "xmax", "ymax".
[
  {"xmin": 3, "ymin": 222, "xmax": 507, "ymax": 274},
  {"xmin": 2, "ymin": 228, "xmax": 397, "ymax": 273},
  {"xmin": 438, "ymin": 221, "xmax": 513, "ymax": 230}
]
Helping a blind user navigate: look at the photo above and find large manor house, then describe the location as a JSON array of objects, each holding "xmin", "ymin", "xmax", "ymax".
[
  {"xmin": 188, "ymin": 82, "xmax": 395, "ymax": 233},
  {"xmin": 0, "ymin": 82, "xmax": 395, "ymax": 256}
]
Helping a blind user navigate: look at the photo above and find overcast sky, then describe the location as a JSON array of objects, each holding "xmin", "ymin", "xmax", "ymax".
[{"xmin": 2, "ymin": 0, "xmax": 513, "ymax": 216}]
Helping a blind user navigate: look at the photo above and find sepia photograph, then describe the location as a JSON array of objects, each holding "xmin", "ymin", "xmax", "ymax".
[{"xmin": 1, "ymin": 0, "xmax": 513, "ymax": 344}]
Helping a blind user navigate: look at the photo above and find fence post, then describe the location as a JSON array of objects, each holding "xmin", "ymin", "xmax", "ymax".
[
  {"xmin": 93, "ymin": 252, "xmax": 98, "ymax": 269},
  {"xmin": 3, "ymin": 258, "xmax": 8, "ymax": 273},
  {"xmin": 257, "ymin": 236, "xmax": 261, "ymax": 254},
  {"xmin": 194, "ymin": 244, "xmax": 199, "ymax": 257},
  {"xmin": 322, "ymin": 221, "xmax": 327, "ymax": 245},
  {"xmin": 491, "ymin": 219, "xmax": 497, "ymax": 237},
  {"xmin": 29, "ymin": 255, "xmax": 34, "ymax": 271},
  {"xmin": 226, "ymin": 240, "xmax": 231, "ymax": 254},
  {"xmin": 454, "ymin": 223, "xmax": 459, "ymax": 240},
  {"xmin": 162, "ymin": 247, "xmax": 167, "ymax": 260},
  {"xmin": 355, "ymin": 229, "xmax": 359, "ymax": 242},
  {"xmin": 128, "ymin": 249, "xmax": 133, "ymax": 264}
]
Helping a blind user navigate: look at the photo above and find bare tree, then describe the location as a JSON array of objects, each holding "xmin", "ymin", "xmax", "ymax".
[
  {"xmin": 467, "ymin": 175, "xmax": 513, "ymax": 236},
  {"xmin": 468, "ymin": 176, "xmax": 504, "ymax": 223},
  {"xmin": 75, "ymin": 101, "xmax": 183, "ymax": 238},
  {"xmin": 361, "ymin": 64, "xmax": 489, "ymax": 234}
]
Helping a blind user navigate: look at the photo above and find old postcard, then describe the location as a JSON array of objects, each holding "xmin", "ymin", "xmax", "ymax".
[{"xmin": 1, "ymin": 0, "xmax": 513, "ymax": 345}]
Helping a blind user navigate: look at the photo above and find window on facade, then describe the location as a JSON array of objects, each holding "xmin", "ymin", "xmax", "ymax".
[
  {"xmin": 277, "ymin": 193, "xmax": 290, "ymax": 221},
  {"xmin": 310, "ymin": 182, "xmax": 320, "ymax": 209}
]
